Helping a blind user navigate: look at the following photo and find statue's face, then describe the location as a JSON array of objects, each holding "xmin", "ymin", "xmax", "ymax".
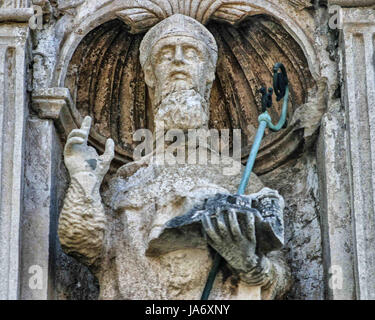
[
  {"xmin": 142, "ymin": 34, "xmax": 216, "ymax": 130},
  {"xmin": 149, "ymin": 35, "xmax": 213, "ymax": 104}
]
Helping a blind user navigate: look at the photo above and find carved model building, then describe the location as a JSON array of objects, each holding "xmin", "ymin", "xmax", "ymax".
[{"xmin": 0, "ymin": 0, "xmax": 375, "ymax": 300}]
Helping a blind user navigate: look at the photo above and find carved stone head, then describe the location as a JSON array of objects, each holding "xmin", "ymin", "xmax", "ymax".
[{"xmin": 140, "ymin": 14, "xmax": 218, "ymax": 130}]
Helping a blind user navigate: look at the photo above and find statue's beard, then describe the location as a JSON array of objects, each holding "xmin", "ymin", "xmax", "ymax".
[{"xmin": 154, "ymin": 89, "xmax": 209, "ymax": 131}]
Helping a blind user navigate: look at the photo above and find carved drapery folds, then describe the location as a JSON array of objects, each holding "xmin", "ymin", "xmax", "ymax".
[
  {"xmin": 115, "ymin": 0, "xmax": 261, "ymax": 33},
  {"xmin": 115, "ymin": 0, "xmax": 315, "ymax": 33},
  {"xmin": 64, "ymin": 14, "xmax": 315, "ymax": 173},
  {"xmin": 287, "ymin": 0, "xmax": 313, "ymax": 10}
]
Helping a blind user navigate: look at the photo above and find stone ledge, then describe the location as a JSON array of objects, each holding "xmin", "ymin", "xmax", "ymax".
[
  {"xmin": 329, "ymin": 0, "xmax": 375, "ymax": 7},
  {"xmin": 32, "ymin": 87, "xmax": 77, "ymax": 137},
  {"xmin": 0, "ymin": 8, "xmax": 34, "ymax": 22},
  {"xmin": 32, "ymin": 87, "xmax": 73, "ymax": 119},
  {"xmin": 341, "ymin": 7, "xmax": 375, "ymax": 25}
]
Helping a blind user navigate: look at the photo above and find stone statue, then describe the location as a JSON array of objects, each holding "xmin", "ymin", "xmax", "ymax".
[{"xmin": 58, "ymin": 14, "xmax": 292, "ymax": 300}]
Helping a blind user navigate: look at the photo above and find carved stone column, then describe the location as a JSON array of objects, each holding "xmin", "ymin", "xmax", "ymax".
[
  {"xmin": 339, "ymin": 7, "xmax": 375, "ymax": 300},
  {"xmin": 317, "ymin": 100, "xmax": 356, "ymax": 300},
  {"xmin": 0, "ymin": 4, "xmax": 32, "ymax": 299}
]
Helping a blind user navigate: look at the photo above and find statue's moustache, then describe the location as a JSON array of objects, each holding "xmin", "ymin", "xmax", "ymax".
[{"xmin": 168, "ymin": 69, "xmax": 190, "ymax": 79}]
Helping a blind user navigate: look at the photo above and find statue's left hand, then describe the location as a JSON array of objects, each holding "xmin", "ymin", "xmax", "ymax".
[{"xmin": 201, "ymin": 206, "xmax": 259, "ymax": 273}]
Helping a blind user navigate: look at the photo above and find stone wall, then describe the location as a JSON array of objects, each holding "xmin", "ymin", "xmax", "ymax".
[
  {"xmin": 262, "ymin": 152, "xmax": 324, "ymax": 300},
  {"xmin": 1, "ymin": 0, "xmax": 375, "ymax": 300}
]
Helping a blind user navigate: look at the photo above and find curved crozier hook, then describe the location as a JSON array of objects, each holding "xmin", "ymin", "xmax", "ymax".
[{"xmin": 257, "ymin": 63, "xmax": 290, "ymax": 133}]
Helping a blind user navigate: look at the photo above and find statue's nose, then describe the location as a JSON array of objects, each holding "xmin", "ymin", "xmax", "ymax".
[{"xmin": 173, "ymin": 45, "xmax": 185, "ymax": 64}]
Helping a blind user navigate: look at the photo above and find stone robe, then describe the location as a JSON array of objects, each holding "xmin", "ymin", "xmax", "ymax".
[{"xmin": 97, "ymin": 148, "xmax": 289, "ymax": 300}]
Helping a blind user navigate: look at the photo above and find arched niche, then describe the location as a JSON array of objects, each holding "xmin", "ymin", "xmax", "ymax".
[{"xmin": 52, "ymin": 0, "xmax": 320, "ymax": 173}]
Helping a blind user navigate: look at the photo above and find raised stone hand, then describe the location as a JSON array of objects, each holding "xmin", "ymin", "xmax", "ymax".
[
  {"xmin": 59, "ymin": 116, "xmax": 112, "ymax": 269},
  {"xmin": 64, "ymin": 116, "xmax": 114, "ymax": 185}
]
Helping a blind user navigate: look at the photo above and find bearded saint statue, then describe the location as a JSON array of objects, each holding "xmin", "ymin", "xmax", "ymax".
[{"xmin": 58, "ymin": 14, "xmax": 292, "ymax": 300}]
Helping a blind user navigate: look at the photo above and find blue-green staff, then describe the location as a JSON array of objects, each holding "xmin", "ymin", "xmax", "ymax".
[{"xmin": 201, "ymin": 62, "xmax": 290, "ymax": 300}]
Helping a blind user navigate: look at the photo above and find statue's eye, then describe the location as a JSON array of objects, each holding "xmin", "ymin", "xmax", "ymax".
[
  {"xmin": 159, "ymin": 48, "xmax": 174, "ymax": 61},
  {"xmin": 184, "ymin": 47, "xmax": 198, "ymax": 59}
]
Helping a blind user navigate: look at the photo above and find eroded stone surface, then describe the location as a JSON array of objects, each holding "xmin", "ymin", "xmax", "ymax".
[
  {"xmin": 58, "ymin": 14, "xmax": 292, "ymax": 300},
  {"xmin": 261, "ymin": 153, "xmax": 324, "ymax": 300},
  {"xmin": 2, "ymin": 0, "xmax": 364, "ymax": 301}
]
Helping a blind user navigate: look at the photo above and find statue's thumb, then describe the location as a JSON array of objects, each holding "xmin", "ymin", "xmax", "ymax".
[{"xmin": 102, "ymin": 138, "xmax": 115, "ymax": 163}]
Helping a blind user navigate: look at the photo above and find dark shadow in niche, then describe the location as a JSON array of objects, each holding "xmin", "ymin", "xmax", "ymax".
[{"xmin": 64, "ymin": 15, "xmax": 315, "ymax": 175}]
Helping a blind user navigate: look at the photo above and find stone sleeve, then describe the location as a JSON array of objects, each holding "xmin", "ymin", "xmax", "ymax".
[
  {"xmin": 260, "ymin": 251, "xmax": 292, "ymax": 300},
  {"xmin": 238, "ymin": 251, "xmax": 292, "ymax": 300},
  {"xmin": 58, "ymin": 176, "xmax": 107, "ymax": 271}
]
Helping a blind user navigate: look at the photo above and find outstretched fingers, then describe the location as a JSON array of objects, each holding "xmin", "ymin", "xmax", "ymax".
[
  {"xmin": 243, "ymin": 211, "xmax": 256, "ymax": 243},
  {"xmin": 95, "ymin": 139, "xmax": 115, "ymax": 175},
  {"xmin": 67, "ymin": 129, "xmax": 87, "ymax": 141},
  {"xmin": 228, "ymin": 209, "xmax": 242, "ymax": 241},
  {"xmin": 202, "ymin": 214, "xmax": 221, "ymax": 244},
  {"xmin": 65, "ymin": 135, "xmax": 85, "ymax": 154},
  {"xmin": 216, "ymin": 209, "xmax": 230, "ymax": 240},
  {"xmin": 100, "ymin": 138, "xmax": 115, "ymax": 164},
  {"xmin": 80, "ymin": 116, "xmax": 92, "ymax": 136},
  {"xmin": 65, "ymin": 116, "xmax": 92, "ymax": 154}
]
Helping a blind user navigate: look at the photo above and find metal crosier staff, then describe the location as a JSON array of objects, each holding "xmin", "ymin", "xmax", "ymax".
[{"xmin": 201, "ymin": 62, "xmax": 290, "ymax": 300}]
